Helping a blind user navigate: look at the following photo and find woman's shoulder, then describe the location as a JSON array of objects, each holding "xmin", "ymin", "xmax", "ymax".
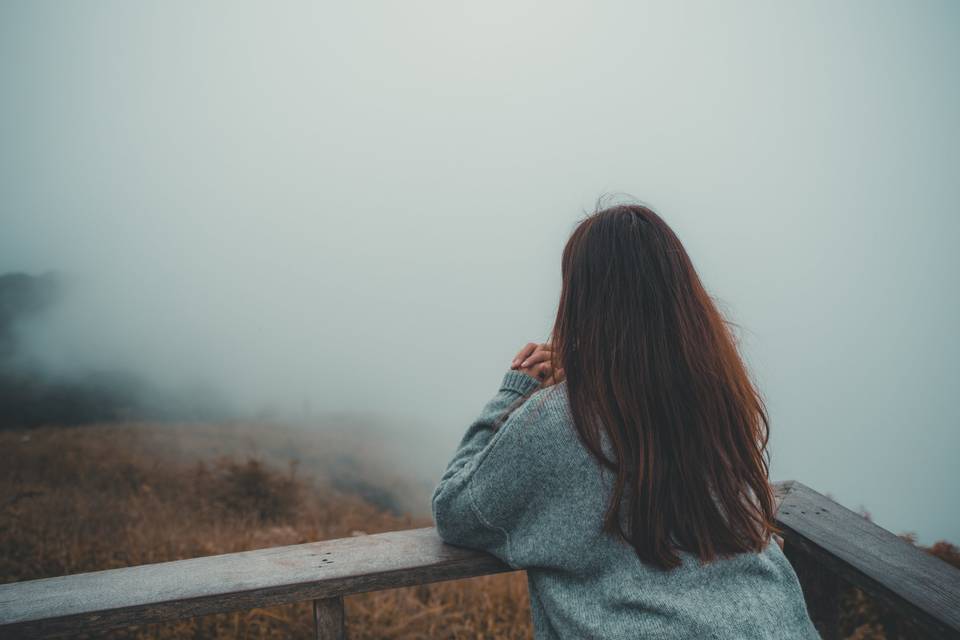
[
  {"xmin": 515, "ymin": 380, "xmax": 572, "ymax": 430},
  {"xmin": 495, "ymin": 381, "xmax": 582, "ymax": 462}
]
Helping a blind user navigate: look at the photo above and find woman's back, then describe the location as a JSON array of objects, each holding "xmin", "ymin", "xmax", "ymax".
[
  {"xmin": 432, "ymin": 370, "xmax": 820, "ymax": 639},
  {"xmin": 433, "ymin": 203, "xmax": 820, "ymax": 638}
]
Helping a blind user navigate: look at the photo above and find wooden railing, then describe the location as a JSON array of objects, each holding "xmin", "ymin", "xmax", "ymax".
[{"xmin": 1, "ymin": 481, "xmax": 958, "ymax": 639}]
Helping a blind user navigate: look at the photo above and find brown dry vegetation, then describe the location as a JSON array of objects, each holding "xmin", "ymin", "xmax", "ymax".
[
  {"xmin": 0, "ymin": 423, "xmax": 532, "ymax": 639},
  {"xmin": 1, "ymin": 423, "xmax": 956, "ymax": 639}
]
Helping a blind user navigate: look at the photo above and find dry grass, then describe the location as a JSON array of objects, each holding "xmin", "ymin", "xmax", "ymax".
[
  {"xmin": 1, "ymin": 423, "xmax": 956, "ymax": 639},
  {"xmin": 0, "ymin": 423, "xmax": 533, "ymax": 639}
]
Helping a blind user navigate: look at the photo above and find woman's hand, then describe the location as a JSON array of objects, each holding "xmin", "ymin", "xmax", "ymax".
[{"xmin": 510, "ymin": 341, "xmax": 565, "ymax": 387}]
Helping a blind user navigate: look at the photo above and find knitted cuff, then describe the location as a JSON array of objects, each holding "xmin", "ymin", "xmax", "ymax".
[{"xmin": 500, "ymin": 369, "xmax": 542, "ymax": 396}]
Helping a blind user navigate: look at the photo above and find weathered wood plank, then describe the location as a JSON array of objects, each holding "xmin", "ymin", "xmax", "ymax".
[
  {"xmin": 783, "ymin": 541, "xmax": 840, "ymax": 640},
  {"xmin": 313, "ymin": 597, "xmax": 345, "ymax": 640},
  {"xmin": 775, "ymin": 481, "xmax": 960, "ymax": 639},
  {"xmin": 0, "ymin": 527, "xmax": 512, "ymax": 638}
]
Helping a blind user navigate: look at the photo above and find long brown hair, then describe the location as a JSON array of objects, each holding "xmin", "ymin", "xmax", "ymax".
[{"xmin": 549, "ymin": 202, "xmax": 781, "ymax": 571}]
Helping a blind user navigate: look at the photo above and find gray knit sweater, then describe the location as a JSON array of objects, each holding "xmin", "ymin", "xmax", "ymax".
[{"xmin": 432, "ymin": 369, "xmax": 821, "ymax": 639}]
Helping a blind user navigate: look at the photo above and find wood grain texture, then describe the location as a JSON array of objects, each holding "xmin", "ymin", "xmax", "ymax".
[
  {"xmin": 0, "ymin": 527, "xmax": 511, "ymax": 638},
  {"xmin": 313, "ymin": 597, "xmax": 345, "ymax": 640},
  {"xmin": 775, "ymin": 481, "xmax": 960, "ymax": 639}
]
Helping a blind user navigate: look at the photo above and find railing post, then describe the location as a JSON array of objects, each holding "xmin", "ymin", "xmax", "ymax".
[
  {"xmin": 313, "ymin": 596, "xmax": 345, "ymax": 640},
  {"xmin": 783, "ymin": 542, "xmax": 840, "ymax": 640}
]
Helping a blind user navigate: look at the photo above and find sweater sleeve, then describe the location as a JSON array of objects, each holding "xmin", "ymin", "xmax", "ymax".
[{"xmin": 430, "ymin": 369, "xmax": 547, "ymax": 569}]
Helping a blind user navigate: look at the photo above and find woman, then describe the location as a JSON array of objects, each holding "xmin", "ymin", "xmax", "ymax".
[{"xmin": 432, "ymin": 204, "xmax": 820, "ymax": 639}]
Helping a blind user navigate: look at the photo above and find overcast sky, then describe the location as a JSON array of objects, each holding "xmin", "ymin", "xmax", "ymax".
[{"xmin": 1, "ymin": 0, "xmax": 957, "ymax": 544}]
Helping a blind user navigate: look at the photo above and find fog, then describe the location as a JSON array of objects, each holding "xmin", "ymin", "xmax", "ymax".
[{"xmin": 1, "ymin": 1, "xmax": 957, "ymax": 543}]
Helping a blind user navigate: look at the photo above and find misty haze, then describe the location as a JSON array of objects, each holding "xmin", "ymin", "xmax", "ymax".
[{"xmin": 1, "ymin": 2, "xmax": 958, "ymax": 638}]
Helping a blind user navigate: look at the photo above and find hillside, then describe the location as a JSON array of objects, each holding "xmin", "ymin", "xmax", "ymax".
[
  {"xmin": 1, "ymin": 423, "xmax": 956, "ymax": 639},
  {"xmin": 0, "ymin": 423, "xmax": 533, "ymax": 639}
]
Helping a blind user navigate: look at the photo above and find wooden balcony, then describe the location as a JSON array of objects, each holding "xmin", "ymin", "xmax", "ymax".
[{"xmin": 1, "ymin": 481, "xmax": 958, "ymax": 639}]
